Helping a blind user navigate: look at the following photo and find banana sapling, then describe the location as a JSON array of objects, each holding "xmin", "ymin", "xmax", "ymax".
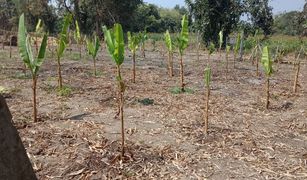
[
  {"xmin": 204, "ymin": 66, "xmax": 211, "ymax": 134},
  {"xmin": 177, "ymin": 14, "xmax": 189, "ymax": 92},
  {"xmin": 164, "ymin": 30, "xmax": 174, "ymax": 77},
  {"xmin": 127, "ymin": 31, "xmax": 140, "ymax": 83},
  {"xmin": 86, "ymin": 34, "xmax": 100, "ymax": 77},
  {"xmin": 261, "ymin": 46, "xmax": 274, "ymax": 109},
  {"xmin": 56, "ymin": 14, "xmax": 72, "ymax": 89},
  {"xmin": 18, "ymin": 14, "xmax": 48, "ymax": 122},
  {"xmin": 103, "ymin": 24, "xmax": 126, "ymax": 159}
]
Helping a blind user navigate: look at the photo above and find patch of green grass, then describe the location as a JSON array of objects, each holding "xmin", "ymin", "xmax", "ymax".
[
  {"xmin": 57, "ymin": 85, "xmax": 73, "ymax": 97},
  {"xmin": 11, "ymin": 72, "xmax": 31, "ymax": 79},
  {"xmin": 170, "ymin": 87, "xmax": 194, "ymax": 94},
  {"xmin": 85, "ymin": 70, "xmax": 104, "ymax": 77},
  {"xmin": 68, "ymin": 52, "xmax": 82, "ymax": 61},
  {"xmin": 0, "ymin": 86, "xmax": 9, "ymax": 94},
  {"xmin": 138, "ymin": 98, "xmax": 154, "ymax": 105}
]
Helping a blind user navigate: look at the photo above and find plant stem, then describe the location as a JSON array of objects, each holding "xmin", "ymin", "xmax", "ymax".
[
  {"xmin": 168, "ymin": 51, "xmax": 173, "ymax": 77},
  {"xmin": 132, "ymin": 52, "xmax": 136, "ymax": 83},
  {"xmin": 266, "ymin": 77, "xmax": 270, "ymax": 109},
  {"xmin": 32, "ymin": 75, "xmax": 38, "ymax": 122},
  {"xmin": 79, "ymin": 43, "xmax": 82, "ymax": 58},
  {"xmin": 93, "ymin": 57, "xmax": 97, "ymax": 77},
  {"xmin": 9, "ymin": 36, "xmax": 12, "ymax": 59},
  {"xmin": 180, "ymin": 53, "xmax": 185, "ymax": 92},
  {"xmin": 233, "ymin": 52, "xmax": 236, "ymax": 69},
  {"xmin": 256, "ymin": 56, "xmax": 259, "ymax": 77},
  {"xmin": 57, "ymin": 56, "xmax": 63, "ymax": 89},
  {"xmin": 226, "ymin": 51, "xmax": 229, "ymax": 78},
  {"xmin": 117, "ymin": 66, "xmax": 125, "ymax": 159},
  {"xmin": 204, "ymin": 85, "xmax": 210, "ymax": 134},
  {"xmin": 293, "ymin": 62, "xmax": 300, "ymax": 93}
]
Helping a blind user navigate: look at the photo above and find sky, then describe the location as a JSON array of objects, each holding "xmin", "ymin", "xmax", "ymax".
[{"xmin": 143, "ymin": 0, "xmax": 306, "ymax": 14}]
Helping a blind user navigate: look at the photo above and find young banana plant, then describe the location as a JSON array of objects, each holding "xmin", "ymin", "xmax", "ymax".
[
  {"xmin": 177, "ymin": 14, "xmax": 189, "ymax": 92},
  {"xmin": 18, "ymin": 14, "xmax": 48, "ymax": 122},
  {"xmin": 56, "ymin": 14, "xmax": 72, "ymax": 89},
  {"xmin": 34, "ymin": 19, "xmax": 43, "ymax": 53},
  {"xmin": 218, "ymin": 30, "xmax": 223, "ymax": 61},
  {"xmin": 234, "ymin": 32, "xmax": 241, "ymax": 68},
  {"xmin": 261, "ymin": 46, "xmax": 274, "ymax": 109},
  {"xmin": 250, "ymin": 30, "xmax": 261, "ymax": 76},
  {"xmin": 293, "ymin": 46, "xmax": 304, "ymax": 93},
  {"xmin": 207, "ymin": 42, "xmax": 215, "ymax": 66},
  {"xmin": 127, "ymin": 31, "xmax": 140, "ymax": 83},
  {"xmin": 86, "ymin": 35, "xmax": 100, "ymax": 77},
  {"xmin": 74, "ymin": 20, "xmax": 82, "ymax": 58},
  {"xmin": 204, "ymin": 66, "xmax": 211, "ymax": 134},
  {"xmin": 103, "ymin": 24, "xmax": 126, "ymax": 159},
  {"xmin": 164, "ymin": 30, "xmax": 174, "ymax": 77},
  {"xmin": 139, "ymin": 30, "xmax": 148, "ymax": 58}
]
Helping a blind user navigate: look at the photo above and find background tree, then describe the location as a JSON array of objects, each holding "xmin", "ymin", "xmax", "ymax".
[
  {"xmin": 244, "ymin": 0, "xmax": 274, "ymax": 37},
  {"xmin": 186, "ymin": 0, "xmax": 243, "ymax": 45}
]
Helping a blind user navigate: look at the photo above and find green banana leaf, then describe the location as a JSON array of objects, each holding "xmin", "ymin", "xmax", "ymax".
[
  {"xmin": 208, "ymin": 42, "xmax": 215, "ymax": 55},
  {"xmin": 18, "ymin": 14, "xmax": 30, "ymax": 66},
  {"xmin": 57, "ymin": 14, "xmax": 72, "ymax": 58},
  {"xmin": 86, "ymin": 35, "xmax": 100, "ymax": 59},
  {"xmin": 34, "ymin": 34, "xmax": 47, "ymax": 74},
  {"xmin": 261, "ymin": 46, "xmax": 274, "ymax": 77},
  {"xmin": 219, "ymin": 31, "xmax": 223, "ymax": 49},
  {"xmin": 164, "ymin": 30, "xmax": 172, "ymax": 52},
  {"xmin": 178, "ymin": 14, "xmax": 189, "ymax": 55},
  {"xmin": 226, "ymin": 45, "xmax": 231, "ymax": 53},
  {"xmin": 18, "ymin": 14, "xmax": 47, "ymax": 75},
  {"xmin": 204, "ymin": 66, "xmax": 211, "ymax": 88},
  {"xmin": 103, "ymin": 24, "xmax": 125, "ymax": 66},
  {"xmin": 128, "ymin": 31, "xmax": 140, "ymax": 53},
  {"xmin": 74, "ymin": 20, "xmax": 81, "ymax": 43}
]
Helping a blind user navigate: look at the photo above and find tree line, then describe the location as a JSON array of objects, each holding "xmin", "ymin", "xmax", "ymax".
[{"xmin": 1, "ymin": 0, "xmax": 306, "ymax": 44}]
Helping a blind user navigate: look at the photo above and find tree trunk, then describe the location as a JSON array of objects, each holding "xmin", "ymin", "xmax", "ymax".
[
  {"xmin": 207, "ymin": 53, "xmax": 210, "ymax": 66},
  {"xmin": 266, "ymin": 77, "xmax": 270, "ymax": 109},
  {"xmin": 204, "ymin": 86, "xmax": 210, "ymax": 134},
  {"xmin": 117, "ymin": 66, "xmax": 125, "ymax": 159},
  {"xmin": 57, "ymin": 56, "xmax": 63, "ymax": 89},
  {"xmin": 0, "ymin": 95, "xmax": 38, "ymax": 180},
  {"xmin": 132, "ymin": 52, "xmax": 136, "ymax": 83},
  {"xmin": 142, "ymin": 43, "xmax": 145, "ymax": 58},
  {"xmin": 32, "ymin": 75, "xmax": 38, "ymax": 122},
  {"xmin": 180, "ymin": 54, "xmax": 185, "ymax": 92},
  {"xmin": 293, "ymin": 62, "xmax": 300, "ymax": 93}
]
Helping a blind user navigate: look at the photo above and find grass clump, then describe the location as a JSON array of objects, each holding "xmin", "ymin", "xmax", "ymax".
[{"xmin": 57, "ymin": 85, "xmax": 73, "ymax": 97}]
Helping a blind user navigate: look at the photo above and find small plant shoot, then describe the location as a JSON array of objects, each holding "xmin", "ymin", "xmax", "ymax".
[
  {"xmin": 234, "ymin": 32, "xmax": 241, "ymax": 68},
  {"xmin": 164, "ymin": 30, "xmax": 174, "ymax": 77},
  {"xmin": 207, "ymin": 42, "xmax": 215, "ymax": 66},
  {"xmin": 18, "ymin": 14, "xmax": 48, "ymax": 122},
  {"xmin": 226, "ymin": 45, "xmax": 231, "ymax": 75},
  {"xmin": 74, "ymin": 20, "xmax": 83, "ymax": 58},
  {"xmin": 261, "ymin": 46, "xmax": 274, "ymax": 109},
  {"xmin": 204, "ymin": 66, "xmax": 211, "ymax": 134},
  {"xmin": 128, "ymin": 31, "xmax": 140, "ymax": 83},
  {"xmin": 86, "ymin": 35, "xmax": 100, "ymax": 77},
  {"xmin": 56, "ymin": 14, "xmax": 72, "ymax": 89},
  {"xmin": 177, "ymin": 14, "xmax": 189, "ymax": 92}
]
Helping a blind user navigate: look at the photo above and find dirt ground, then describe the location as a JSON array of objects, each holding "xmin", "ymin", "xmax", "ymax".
[{"xmin": 0, "ymin": 44, "xmax": 306, "ymax": 179}]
